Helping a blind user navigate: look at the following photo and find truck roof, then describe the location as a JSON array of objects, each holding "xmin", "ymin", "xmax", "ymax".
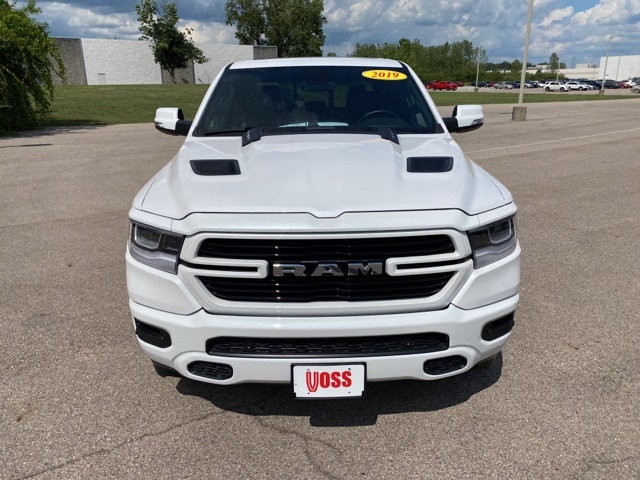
[{"xmin": 229, "ymin": 57, "xmax": 405, "ymax": 69}]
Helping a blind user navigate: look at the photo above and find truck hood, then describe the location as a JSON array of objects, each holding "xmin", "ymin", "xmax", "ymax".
[{"xmin": 139, "ymin": 133, "xmax": 509, "ymax": 219}]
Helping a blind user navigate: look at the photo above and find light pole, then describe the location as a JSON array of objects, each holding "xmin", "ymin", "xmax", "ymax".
[
  {"xmin": 513, "ymin": 0, "xmax": 534, "ymax": 120},
  {"xmin": 474, "ymin": 47, "xmax": 481, "ymax": 93},
  {"xmin": 601, "ymin": 35, "xmax": 612, "ymax": 94},
  {"xmin": 556, "ymin": 50, "xmax": 563, "ymax": 81}
]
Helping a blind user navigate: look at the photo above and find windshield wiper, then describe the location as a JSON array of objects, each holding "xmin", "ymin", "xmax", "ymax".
[{"xmin": 200, "ymin": 127, "xmax": 253, "ymax": 137}]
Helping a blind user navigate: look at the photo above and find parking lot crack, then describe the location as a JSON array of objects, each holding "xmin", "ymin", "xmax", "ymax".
[
  {"xmin": 252, "ymin": 416, "xmax": 342, "ymax": 480},
  {"xmin": 19, "ymin": 409, "xmax": 231, "ymax": 479}
]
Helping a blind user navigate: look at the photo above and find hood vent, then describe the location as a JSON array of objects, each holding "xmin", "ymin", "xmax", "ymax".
[
  {"xmin": 407, "ymin": 156, "xmax": 453, "ymax": 173},
  {"xmin": 190, "ymin": 159, "xmax": 240, "ymax": 176}
]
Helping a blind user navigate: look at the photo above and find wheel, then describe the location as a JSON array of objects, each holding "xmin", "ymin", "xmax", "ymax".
[
  {"xmin": 446, "ymin": 87, "xmax": 451, "ymax": 91},
  {"xmin": 578, "ymin": 87, "xmax": 583, "ymax": 91},
  {"xmin": 151, "ymin": 360, "xmax": 181, "ymax": 377},
  {"xmin": 560, "ymin": 87, "xmax": 565, "ymax": 92},
  {"xmin": 545, "ymin": 86, "xmax": 550, "ymax": 92},
  {"xmin": 475, "ymin": 354, "xmax": 498, "ymax": 370},
  {"xmin": 356, "ymin": 109, "xmax": 402, "ymax": 124}
]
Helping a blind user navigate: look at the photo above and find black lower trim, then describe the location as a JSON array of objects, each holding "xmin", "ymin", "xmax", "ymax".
[
  {"xmin": 206, "ymin": 332, "xmax": 449, "ymax": 358},
  {"xmin": 135, "ymin": 319, "xmax": 172, "ymax": 348},
  {"xmin": 423, "ymin": 355, "xmax": 468, "ymax": 375},
  {"xmin": 482, "ymin": 312, "xmax": 515, "ymax": 341},
  {"xmin": 188, "ymin": 361, "xmax": 233, "ymax": 380}
]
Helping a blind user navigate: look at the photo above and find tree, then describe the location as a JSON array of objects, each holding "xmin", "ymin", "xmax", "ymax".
[
  {"xmin": 225, "ymin": 0, "xmax": 266, "ymax": 45},
  {"xmin": 549, "ymin": 52, "xmax": 560, "ymax": 73},
  {"xmin": 136, "ymin": 0, "xmax": 207, "ymax": 83},
  {"xmin": 348, "ymin": 39, "xmax": 483, "ymax": 82},
  {"xmin": 225, "ymin": 0, "xmax": 327, "ymax": 57},
  {"xmin": 0, "ymin": 0, "xmax": 65, "ymax": 132}
]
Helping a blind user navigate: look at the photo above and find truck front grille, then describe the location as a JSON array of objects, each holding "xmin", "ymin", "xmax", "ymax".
[
  {"xmin": 194, "ymin": 235, "xmax": 459, "ymax": 303},
  {"xmin": 206, "ymin": 332, "xmax": 449, "ymax": 357},
  {"xmin": 198, "ymin": 271, "xmax": 454, "ymax": 302},
  {"xmin": 197, "ymin": 235, "xmax": 455, "ymax": 261}
]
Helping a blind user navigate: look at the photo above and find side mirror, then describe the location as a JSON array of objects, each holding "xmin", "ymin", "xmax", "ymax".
[
  {"xmin": 154, "ymin": 107, "xmax": 192, "ymax": 136},
  {"xmin": 442, "ymin": 105, "xmax": 484, "ymax": 133}
]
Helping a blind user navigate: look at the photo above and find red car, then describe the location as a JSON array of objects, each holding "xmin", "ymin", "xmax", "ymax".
[{"xmin": 428, "ymin": 81, "xmax": 458, "ymax": 91}]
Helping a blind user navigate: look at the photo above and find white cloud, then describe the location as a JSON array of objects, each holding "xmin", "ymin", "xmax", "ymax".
[
  {"xmin": 572, "ymin": 0, "xmax": 640, "ymax": 26},
  {"xmin": 540, "ymin": 7, "xmax": 574, "ymax": 27},
  {"xmin": 40, "ymin": 2, "xmax": 139, "ymax": 39},
  {"xmin": 180, "ymin": 21, "xmax": 237, "ymax": 45},
  {"xmin": 28, "ymin": 0, "xmax": 640, "ymax": 67}
]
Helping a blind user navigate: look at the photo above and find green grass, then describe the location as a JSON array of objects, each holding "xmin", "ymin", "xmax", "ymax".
[
  {"xmin": 428, "ymin": 91, "xmax": 635, "ymax": 106},
  {"xmin": 45, "ymin": 84, "xmax": 209, "ymax": 126},
  {"xmin": 43, "ymin": 84, "xmax": 636, "ymax": 127}
]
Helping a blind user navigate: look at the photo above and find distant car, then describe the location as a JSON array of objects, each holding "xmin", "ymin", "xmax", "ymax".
[
  {"xmin": 429, "ymin": 81, "xmax": 458, "ymax": 91},
  {"xmin": 469, "ymin": 81, "xmax": 488, "ymax": 87},
  {"xmin": 603, "ymin": 80, "xmax": 621, "ymax": 89},
  {"xmin": 564, "ymin": 81, "xmax": 589, "ymax": 91},
  {"xmin": 543, "ymin": 81, "xmax": 567, "ymax": 92},
  {"xmin": 494, "ymin": 82, "xmax": 513, "ymax": 89}
]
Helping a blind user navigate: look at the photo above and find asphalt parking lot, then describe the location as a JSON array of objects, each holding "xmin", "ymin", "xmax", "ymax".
[{"xmin": 1, "ymin": 98, "xmax": 639, "ymax": 479}]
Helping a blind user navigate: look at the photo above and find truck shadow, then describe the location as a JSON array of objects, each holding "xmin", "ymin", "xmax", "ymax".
[{"xmin": 175, "ymin": 354, "xmax": 503, "ymax": 427}]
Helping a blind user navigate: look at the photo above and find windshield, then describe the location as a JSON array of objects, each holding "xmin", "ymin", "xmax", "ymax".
[{"xmin": 196, "ymin": 65, "xmax": 438, "ymax": 135}]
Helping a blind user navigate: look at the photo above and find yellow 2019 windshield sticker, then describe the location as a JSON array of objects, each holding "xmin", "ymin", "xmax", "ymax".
[{"xmin": 362, "ymin": 70, "xmax": 407, "ymax": 81}]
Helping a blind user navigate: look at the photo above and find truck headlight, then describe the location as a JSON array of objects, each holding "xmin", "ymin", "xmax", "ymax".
[
  {"xmin": 468, "ymin": 216, "xmax": 517, "ymax": 268},
  {"xmin": 129, "ymin": 222, "xmax": 184, "ymax": 273}
]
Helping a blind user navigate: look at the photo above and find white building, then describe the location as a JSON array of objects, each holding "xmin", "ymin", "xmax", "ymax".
[
  {"xmin": 599, "ymin": 55, "xmax": 640, "ymax": 81},
  {"xmin": 55, "ymin": 38, "xmax": 277, "ymax": 85}
]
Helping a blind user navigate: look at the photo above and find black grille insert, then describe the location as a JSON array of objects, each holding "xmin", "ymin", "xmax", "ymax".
[
  {"xmin": 423, "ymin": 355, "xmax": 468, "ymax": 375},
  {"xmin": 198, "ymin": 271, "xmax": 454, "ymax": 302},
  {"xmin": 197, "ymin": 235, "xmax": 455, "ymax": 261},
  {"xmin": 206, "ymin": 332, "xmax": 449, "ymax": 358},
  {"xmin": 188, "ymin": 361, "xmax": 233, "ymax": 380}
]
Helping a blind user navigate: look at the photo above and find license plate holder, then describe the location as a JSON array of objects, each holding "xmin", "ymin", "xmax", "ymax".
[{"xmin": 292, "ymin": 363, "xmax": 366, "ymax": 399}]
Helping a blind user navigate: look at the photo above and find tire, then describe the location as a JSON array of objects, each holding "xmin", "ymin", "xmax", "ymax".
[
  {"xmin": 578, "ymin": 87, "xmax": 583, "ymax": 91},
  {"xmin": 475, "ymin": 354, "xmax": 498, "ymax": 370},
  {"xmin": 560, "ymin": 87, "xmax": 565, "ymax": 92},
  {"xmin": 151, "ymin": 360, "xmax": 181, "ymax": 378},
  {"xmin": 545, "ymin": 87, "xmax": 550, "ymax": 92}
]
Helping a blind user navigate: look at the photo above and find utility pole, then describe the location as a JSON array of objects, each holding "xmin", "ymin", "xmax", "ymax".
[
  {"xmin": 600, "ymin": 35, "xmax": 612, "ymax": 94},
  {"xmin": 474, "ymin": 47, "xmax": 481, "ymax": 93},
  {"xmin": 513, "ymin": 0, "xmax": 534, "ymax": 121}
]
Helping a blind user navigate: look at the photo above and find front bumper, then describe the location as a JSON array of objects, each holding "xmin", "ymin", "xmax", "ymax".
[{"xmin": 129, "ymin": 293, "xmax": 518, "ymax": 385}]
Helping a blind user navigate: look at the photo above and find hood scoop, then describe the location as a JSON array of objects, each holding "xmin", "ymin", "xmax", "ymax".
[
  {"xmin": 407, "ymin": 156, "xmax": 453, "ymax": 173},
  {"xmin": 190, "ymin": 159, "xmax": 240, "ymax": 176}
]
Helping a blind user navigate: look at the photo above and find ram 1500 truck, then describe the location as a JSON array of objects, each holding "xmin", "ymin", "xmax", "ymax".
[{"xmin": 127, "ymin": 57, "xmax": 520, "ymax": 398}]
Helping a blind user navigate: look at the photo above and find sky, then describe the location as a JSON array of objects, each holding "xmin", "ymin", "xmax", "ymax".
[{"xmin": 24, "ymin": 0, "xmax": 640, "ymax": 66}]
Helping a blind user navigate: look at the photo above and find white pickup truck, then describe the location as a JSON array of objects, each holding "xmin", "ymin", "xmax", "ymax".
[{"xmin": 127, "ymin": 57, "xmax": 520, "ymax": 398}]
